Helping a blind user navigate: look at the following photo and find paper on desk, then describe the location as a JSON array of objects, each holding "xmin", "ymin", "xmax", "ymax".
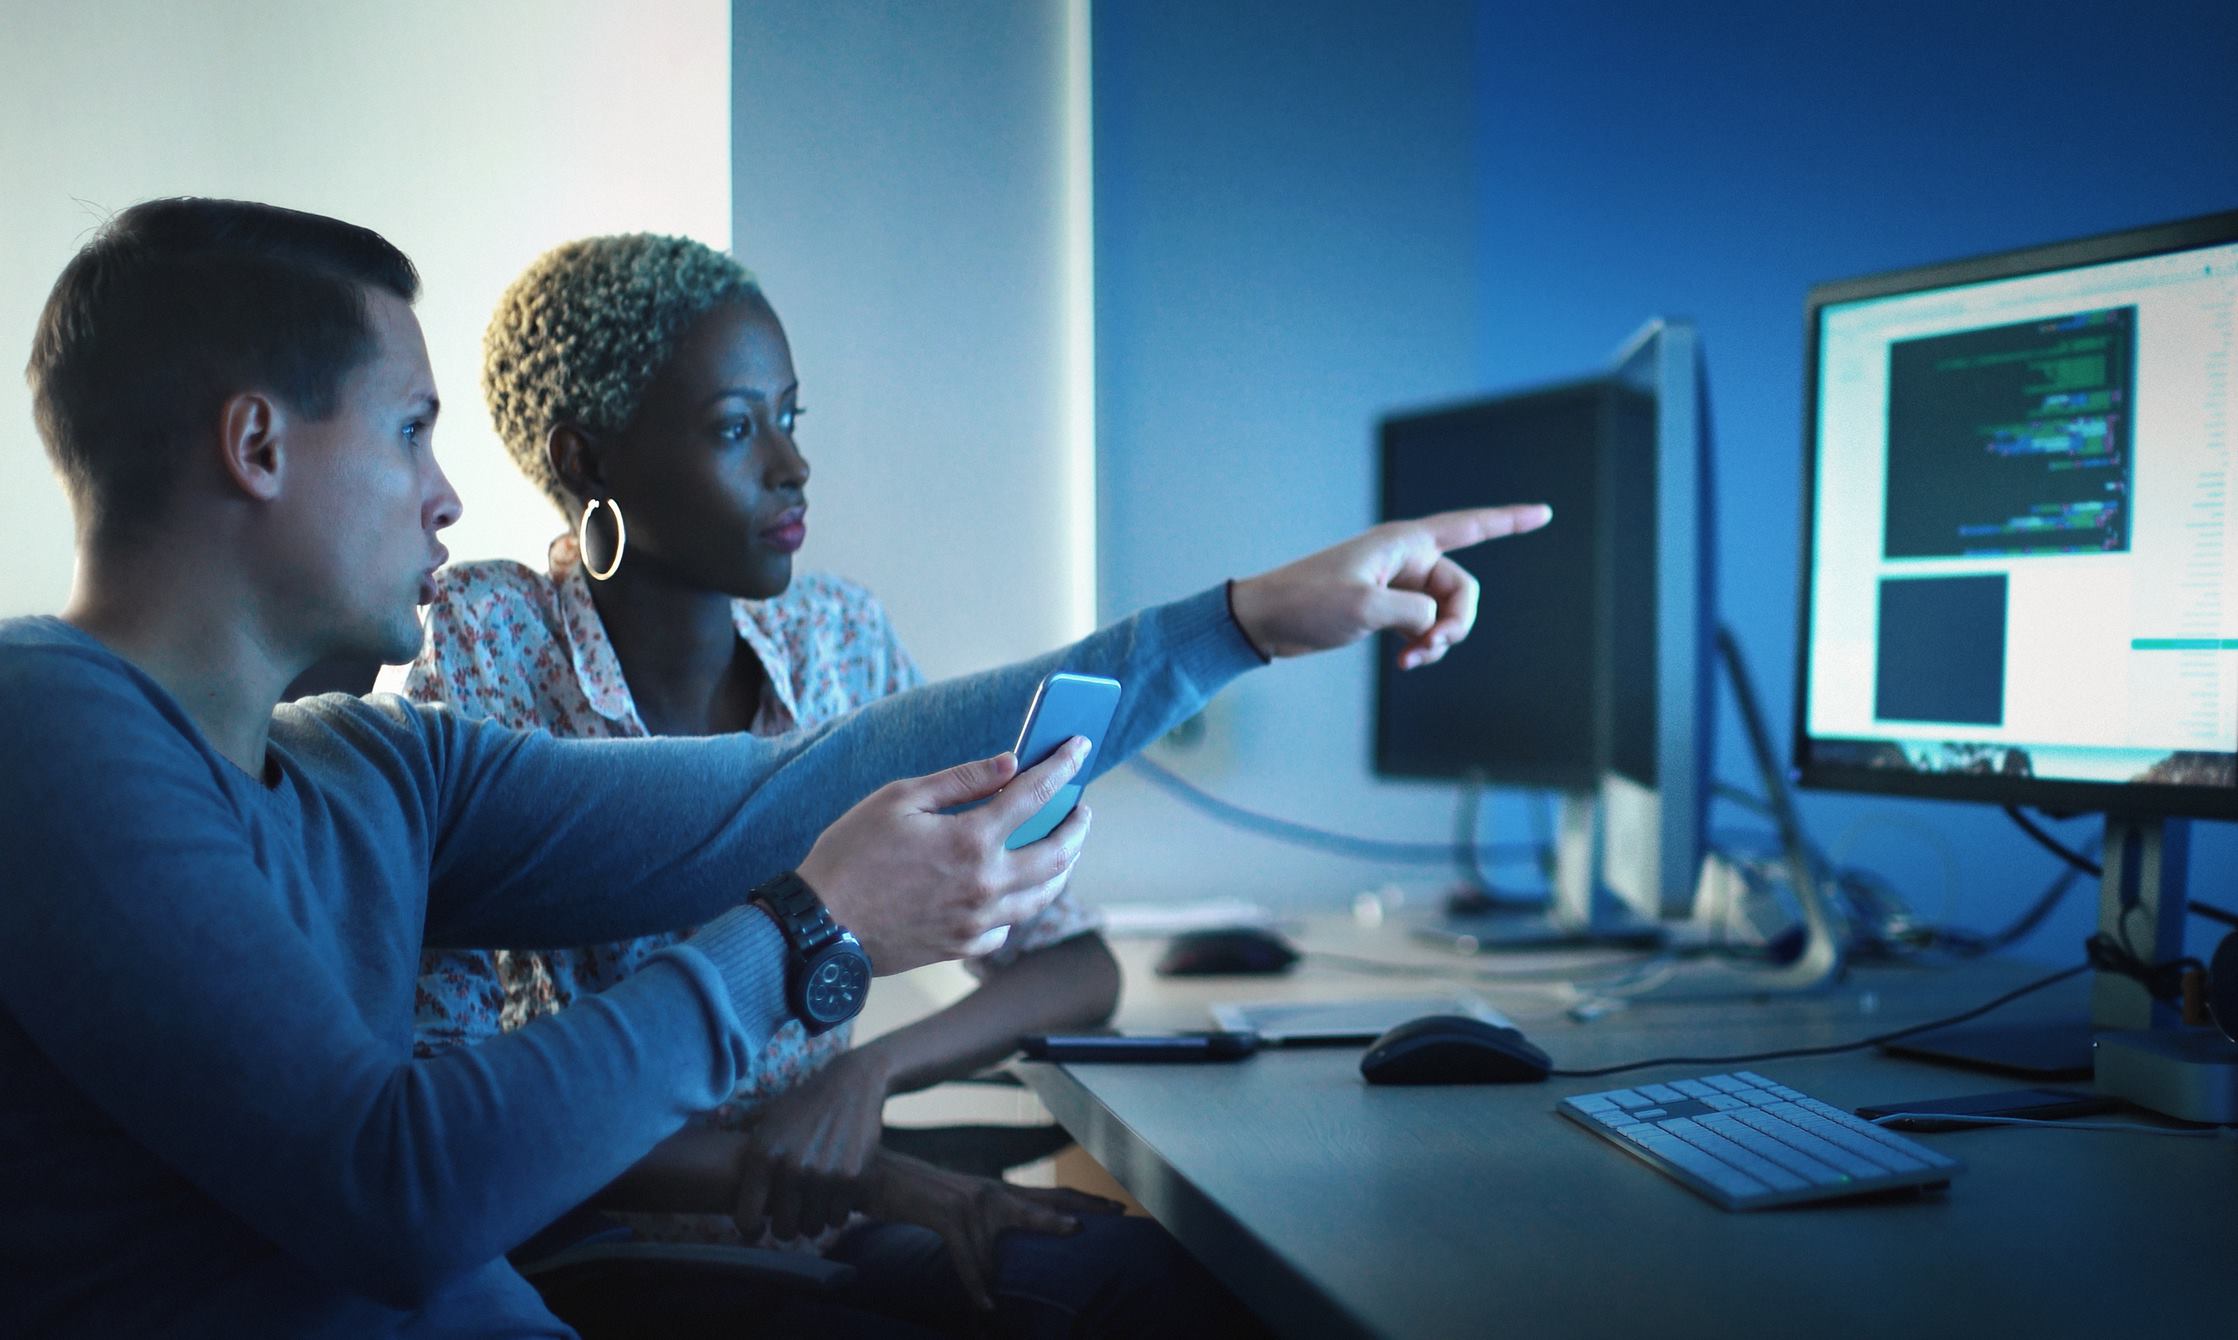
[
  {"xmin": 1096, "ymin": 899, "xmax": 1277, "ymax": 938},
  {"xmin": 1210, "ymin": 995, "xmax": 1514, "ymax": 1043}
]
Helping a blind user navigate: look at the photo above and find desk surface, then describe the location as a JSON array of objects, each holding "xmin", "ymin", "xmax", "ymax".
[{"xmin": 1019, "ymin": 917, "xmax": 2238, "ymax": 1340}]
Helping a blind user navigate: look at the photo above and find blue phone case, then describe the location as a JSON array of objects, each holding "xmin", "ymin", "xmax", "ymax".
[{"xmin": 1004, "ymin": 673, "xmax": 1121, "ymax": 849}]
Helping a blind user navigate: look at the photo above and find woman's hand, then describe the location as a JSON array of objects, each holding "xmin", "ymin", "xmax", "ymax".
[
  {"xmin": 862, "ymin": 1150, "xmax": 1125, "ymax": 1311},
  {"xmin": 729, "ymin": 1048, "xmax": 894, "ymax": 1243}
]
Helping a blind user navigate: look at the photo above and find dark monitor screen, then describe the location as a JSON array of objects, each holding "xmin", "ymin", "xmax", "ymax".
[
  {"xmin": 1797, "ymin": 210, "xmax": 2238, "ymax": 818},
  {"xmin": 1374, "ymin": 380, "xmax": 1613, "ymax": 788}
]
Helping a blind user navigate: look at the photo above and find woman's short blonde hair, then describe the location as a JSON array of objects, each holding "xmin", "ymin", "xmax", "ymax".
[{"xmin": 482, "ymin": 233, "xmax": 759, "ymax": 511}]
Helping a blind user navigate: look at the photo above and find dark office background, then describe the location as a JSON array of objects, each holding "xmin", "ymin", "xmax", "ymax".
[{"xmin": 1091, "ymin": 0, "xmax": 2237, "ymax": 954}]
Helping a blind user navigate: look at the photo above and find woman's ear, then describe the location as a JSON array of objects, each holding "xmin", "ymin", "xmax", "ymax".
[{"xmin": 546, "ymin": 423, "xmax": 606, "ymax": 502}]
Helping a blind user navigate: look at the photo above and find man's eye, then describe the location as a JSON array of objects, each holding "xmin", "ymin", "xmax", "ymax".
[{"xmin": 403, "ymin": 419, "xmax": 430, "ymax": 447}]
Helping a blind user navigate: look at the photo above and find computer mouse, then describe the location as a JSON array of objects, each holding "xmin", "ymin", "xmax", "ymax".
[
  {"xmin": 1358, "ymin": 1014, "xmax": 1553, "ymax": 1085},
  {"xmin": 1154, "ymin": 926, "xmax": 1300, "ymax": 977}
]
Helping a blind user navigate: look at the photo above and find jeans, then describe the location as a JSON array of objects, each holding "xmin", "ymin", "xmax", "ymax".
[{"xmin": 535, "ymin": 1212, "xmax": 1265, "ymax": 1339}]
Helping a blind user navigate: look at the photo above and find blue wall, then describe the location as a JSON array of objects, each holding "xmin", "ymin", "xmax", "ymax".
[
  {"xmin": 1091, "ymin": 0, "xmax": 2236, "ymax": 950},
  {"xmin": 1472, "ymin": 0, "xmax": 2238, "ymax": 955}
]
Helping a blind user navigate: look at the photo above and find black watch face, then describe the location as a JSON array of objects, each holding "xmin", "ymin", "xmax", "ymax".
[{"xmin": 804, "ymin": 947, "xmax": 871, "ymax": 1024}]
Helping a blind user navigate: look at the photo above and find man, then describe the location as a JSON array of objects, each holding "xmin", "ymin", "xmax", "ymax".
[{"xmin": 0, "ymin": 197, "xmax": 1549, "ymax": 1335}]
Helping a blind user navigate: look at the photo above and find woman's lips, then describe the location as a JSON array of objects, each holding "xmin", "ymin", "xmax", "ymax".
[{"xmin": 763, "ymin": 510, "xmax": 807, "ymax": 554}]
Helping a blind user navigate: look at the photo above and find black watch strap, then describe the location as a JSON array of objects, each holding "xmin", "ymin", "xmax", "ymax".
[{"xmin": 751, "ymin": 870, "xmax": 841, "ymax": 955}]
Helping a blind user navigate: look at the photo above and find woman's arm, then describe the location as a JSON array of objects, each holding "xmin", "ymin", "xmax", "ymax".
[
  {"xmin": 854, "ymin": 932, "xmax": 1121, "ymax": 1095},
  {"xmin": 726, "ymin": 932, "xmax": 1120, "ymax": 1244}
]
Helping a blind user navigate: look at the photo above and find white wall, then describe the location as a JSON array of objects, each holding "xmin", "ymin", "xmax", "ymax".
[
  {"xmin": 730, "ymin": 0, "xmax": 1093, "ymax": 680},
  {"xmin": 0, "ymin": 0, "xmax": 732, "ymax": 619}
]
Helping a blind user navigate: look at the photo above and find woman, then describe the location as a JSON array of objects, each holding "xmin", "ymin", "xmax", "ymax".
[{"xmin": 406, "ymin": 234, "xmax": 1251, "ymax": 1337}]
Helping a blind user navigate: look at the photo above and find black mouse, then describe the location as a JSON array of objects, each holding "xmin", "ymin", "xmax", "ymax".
[
  {"xmin": 1155, "ymin": 927, "xmax": 1299, "ymax": 977},
  {"xmin": 1358, "ymin": 1014, "xmax": 1552, "ymax": 1085}
]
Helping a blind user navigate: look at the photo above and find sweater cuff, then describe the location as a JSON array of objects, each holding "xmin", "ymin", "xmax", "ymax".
[
  {"xmin": 682, "ymin": 904, "xmax": 790, "ymax": 1037},
  {"xmin": 1158, "ymin": 584, "xmax": 1273, "ymax": 690},
  {"xmin": 1223, "ymin": 579, "xmax": 1275, "ymax": 664}
]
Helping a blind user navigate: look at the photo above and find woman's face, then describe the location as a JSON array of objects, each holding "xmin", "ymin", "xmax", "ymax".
[{"xmin": 600, "ymin": 295, "xmax": 808, "ymax": 600}]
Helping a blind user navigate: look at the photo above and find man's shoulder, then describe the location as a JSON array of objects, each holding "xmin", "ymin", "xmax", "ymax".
[{"xmin": 0, "ymin": 616, "xmax": 154, "ymax": 708}]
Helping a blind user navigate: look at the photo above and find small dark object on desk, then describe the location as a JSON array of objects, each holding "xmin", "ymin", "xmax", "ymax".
[
  {"xmin": 1442, "ymin": 884, "xmax": 1548, "ymax": 916},
  {"xmin": 1021, "ymin": 1031, "xmax": 1262, "ymax": 1062},
  {"xmin": 1156, "ymin": 926, "xmax": 1300, "ymax": 977},
  {"xmin": 1359, "ymin": 1014, "xmax": 1552, "ymax": 1085}
]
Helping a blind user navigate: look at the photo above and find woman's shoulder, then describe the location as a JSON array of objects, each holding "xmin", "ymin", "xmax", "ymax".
[
  {"xmin": 408, "ymin": 559, "xmax": 577, "ymax": 721},
  {"xmin": 769, "ymin": 569, "xmax": 888, "ymax": 619}
]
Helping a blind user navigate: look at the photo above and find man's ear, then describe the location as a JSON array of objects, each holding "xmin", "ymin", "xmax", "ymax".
[
  {"xmin": 216, "ymin": 391, "xmax": 285, "ymax": 502},
  {"xmin": 545, "ymin": 424, "xmax": 608, "ymax": 503}
]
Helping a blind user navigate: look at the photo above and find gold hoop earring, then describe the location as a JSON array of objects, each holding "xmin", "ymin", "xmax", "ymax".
[{"xmin": 579, "ymin": 497, "xmax": 627, "ymax": 581}]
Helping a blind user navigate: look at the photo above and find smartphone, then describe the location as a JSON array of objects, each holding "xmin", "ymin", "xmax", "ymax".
[
  {"xmin": 1019, "ymin": 1031, "xmax": 1262, "ymax": 1062},
  {"xmin": 1853, "ymin": 1087, "xmax": 2119, "ymax": 1131},
  {"xmin": 999, "ymin": 672, "xmax": 1121, "ymax": 850}
]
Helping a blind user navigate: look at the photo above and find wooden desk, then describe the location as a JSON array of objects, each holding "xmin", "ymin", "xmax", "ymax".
[{"xmin": 1018, "ymin": 917, "xmax": 2238, "ymax": 1339}]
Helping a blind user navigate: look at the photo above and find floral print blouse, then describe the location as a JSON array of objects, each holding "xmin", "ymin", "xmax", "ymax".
[{"xmin": 398, "ymin": 534, "xmax": 1098, "ymax": 1243}]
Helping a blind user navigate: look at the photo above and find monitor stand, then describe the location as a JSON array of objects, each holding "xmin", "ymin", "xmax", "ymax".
[
  {"xmin": 2084, "ymin": 817, "xmax": 2238, "ymax": 1123},
  {"xmin": 1881, "ymin": 817, "xmax": 2238, "ymax": 1120},
  {"xmin": 1410, "ymin": 791, "xmax": 1665, "ymax": 952}
]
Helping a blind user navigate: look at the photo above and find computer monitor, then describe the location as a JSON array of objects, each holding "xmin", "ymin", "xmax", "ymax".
[
  {"xmin": 1796, "ymin": 210, "xmax": 2238, "ymax": 1115},
  {"xmin": 1375, "ymin": 319, "xmax": 1715, "ymax": 940}
]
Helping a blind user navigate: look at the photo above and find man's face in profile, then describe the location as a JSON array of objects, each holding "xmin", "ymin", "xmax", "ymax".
[{"xmin": 270, "ymin": 288, "xmax": 460, "ymax": 666}]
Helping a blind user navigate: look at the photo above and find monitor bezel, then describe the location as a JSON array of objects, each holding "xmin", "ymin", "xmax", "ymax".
[
  {"xmin": 1791, "ymin": 208, "xmax": 2238, "ymax": 820},
  {"xmin": 1372, "ymin": 374, "xmax": 1614, "ymax": 791}
]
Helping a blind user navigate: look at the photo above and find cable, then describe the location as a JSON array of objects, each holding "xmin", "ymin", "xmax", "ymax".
[
  {"xmin": 2193, "ymin": 901, "xmax": 2238, "ymax": 929},
  {"xmin": 1548, "ymin": 961, "xmax": 2089, "ymax": 1080},
  {"xmin": 2003, "ymin": 806, "xmax": 2103, "ymax": 878},
  {"xmin": 1866, "ymin": 1113, "xmax": 2233, "ymax": 1140},
  {"xmin": 1126, "ymin": 755, "xmax": 1543, "ymax": 866}
]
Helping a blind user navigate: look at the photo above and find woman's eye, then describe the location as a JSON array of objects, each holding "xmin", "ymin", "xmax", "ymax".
[
  {"xmin": 779, "ymin": 404, "xmax": 803, "ymax": 434},
  {"xmin": 403, "ymin": 419, "xmax": 429, "ymax": 448},
  {"xmin": 720, "ymin": 416, "xmax": 754, "ymax": 442}
]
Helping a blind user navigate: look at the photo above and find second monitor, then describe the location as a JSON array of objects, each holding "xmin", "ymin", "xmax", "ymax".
[{"xmin": 1377, "ymin": 318, "xmax": 1715, "ymax": 943}]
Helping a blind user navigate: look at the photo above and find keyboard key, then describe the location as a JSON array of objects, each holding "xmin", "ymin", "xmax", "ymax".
[
  {"xmin": 1796, "ymin": 1100, "xmax": 1962, "ymax": 1169},
  {"xmin": 1626, "ymin": 1128, "xmax": 1770, "ymax": 1201},
  {"xmin": 1640, "ymin": 1083, "xmax": 1685, "ymax": 1103},
  {"xmin": 1784, "ymin": 1111, "xmax": 1927, "ymax": 1173},
  {"xmin": 1592, "ymin": 1110, "xmax": 1639, "ymax": 1128},
  {"xmin": 1607, "ymin": 1089, "xmax": 1651, "ymax": 1109},
  {"xmin": 1634, "ymin": 1108, "xmax": 1668, "ymax": 1120},
  {"xmin": 1661, "ymin": 1118, "xmax": 1810, "ymax": 1192},
  {"xmin": 1740, "ymin": 1090, "xmax": 1784, "ymax": 1106},
  {"xmin": 1571, "ymin": 1094, "xmax": 1619, "ymax": 1114},
  {"xmin": 1702, "ymin": 1094, "xmax": 1747, "ymax": 1111},
  {"xmin": 1734, "ymin": 1071, "xmax": 1777, "ymax": 1088},
  {"xmin": 1729, "ymin": 1110, "xmax": 1884, "ymax": 1179},
  {"xmin": 1672, "ymin": 1080, "xmax": 1718, "ymax": 1098},
  {"xmin": 1701, "ymin": 1114, "xmax": 1847, "ymax": 1185},
  {"xmin": 1704, "ymin": 1075, "xmax": 1750, "ymax": 1094}
]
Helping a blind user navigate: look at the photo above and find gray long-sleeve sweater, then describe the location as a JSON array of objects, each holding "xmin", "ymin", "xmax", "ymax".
[{"xmin": 0, "ymin": 587, "xmax": 1260, "ymax": 1337}]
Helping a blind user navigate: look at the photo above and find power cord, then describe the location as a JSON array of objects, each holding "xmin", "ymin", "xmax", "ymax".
[
  {"xmin": 1125, "ymin": 755, "xmax": 1546, "ymax": 868},
  {"xmin": 1551, "ymin": 924, "xmax": 2222, "ymax": 1081},
  {"xmin": 1547, "ymin": 961, "xmax": 2089, "ymax": 1080}
]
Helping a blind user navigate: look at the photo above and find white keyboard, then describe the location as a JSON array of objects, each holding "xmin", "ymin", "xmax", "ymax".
[{"xmin": 1559, "ymin": 1071, "xmax": 1963, "ymax": 1210}]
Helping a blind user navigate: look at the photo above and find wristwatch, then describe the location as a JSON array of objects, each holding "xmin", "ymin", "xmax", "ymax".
[{"xmin": 749, "ymin": 870, "xmax": 873, "ymax": 1036}]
